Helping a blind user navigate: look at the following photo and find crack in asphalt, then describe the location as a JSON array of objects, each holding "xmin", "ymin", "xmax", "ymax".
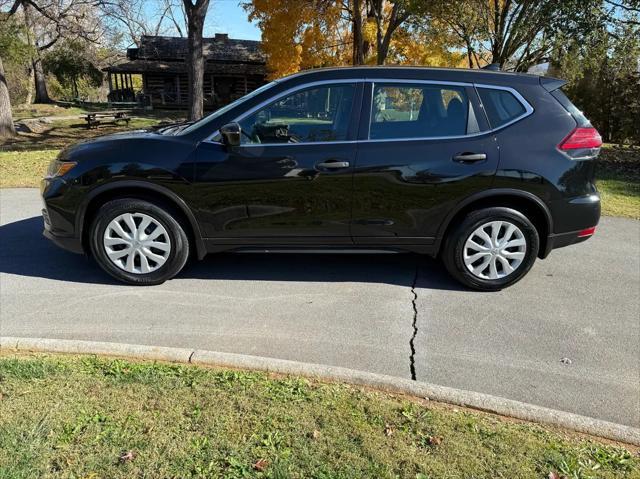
[{"xmin": 409, "ymin": 264, "xmax": 419, "ymax": 381}]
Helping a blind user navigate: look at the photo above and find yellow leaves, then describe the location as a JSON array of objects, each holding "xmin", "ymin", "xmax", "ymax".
[
  {"xmin": 363, "ymin": 19, "xmax": 377, "ymax": 45},
  {"xmin": 391, "ymin": 28, "xmax": 466, "ymax": 68},
  {"xmin": 245, "ymin": 0, "xmax": 471, "ymax": 76},
  {"xmin": 245, "ymin": 0, "xmax": 348, "ymax": 79}
]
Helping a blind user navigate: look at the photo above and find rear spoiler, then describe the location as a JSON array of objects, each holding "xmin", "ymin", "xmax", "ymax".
[{"xmin": 540, "ymin": 77, "xmax": 567, "ymax": 92}]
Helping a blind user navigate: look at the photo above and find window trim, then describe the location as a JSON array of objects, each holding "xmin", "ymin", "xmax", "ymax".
[{"xmin": 206, "ymin": 78, "xmax": 534, "ymax": 146}]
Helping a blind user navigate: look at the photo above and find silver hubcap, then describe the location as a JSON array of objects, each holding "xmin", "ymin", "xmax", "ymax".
[
  {"xmin": 463, "ymin": 220, "xmax": 526, "ymax": 280},
  {"xmin": 103, "ymin": 213, "xmax": 171, "ymax": 274}
]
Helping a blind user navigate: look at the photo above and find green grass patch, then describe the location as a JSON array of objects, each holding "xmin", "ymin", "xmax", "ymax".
[
  {"xmin": 598, "ymin": 145, "xmax": 640, "ymax": 219},
  {"xmin": 0, "ymin": 149, "xmax": 58, "ymax": 188},
  {"xmin": 11, "ymin": 103, "xmax": 89, "ymax": 121},
  {"xmin": 598, "ymin": 174, "xmax": 640, "ymax": 219},
  {"xmin": 0, "ymin": 354, "xmax": 637, "ymax": 478}
]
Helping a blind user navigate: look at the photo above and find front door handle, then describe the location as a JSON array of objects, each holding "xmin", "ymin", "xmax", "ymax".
[
  {"xmin": 453, "ymin": 153, "xmax": 487, "ymax": 163},
  {"xmin": 316, "ymin": 160, "xmax": 350, "ymax": 170}
]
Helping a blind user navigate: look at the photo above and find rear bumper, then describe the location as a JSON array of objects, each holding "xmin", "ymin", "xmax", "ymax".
[
  {"xmin": 541, "ymin": 193, "xmax": 600, "ymax": 258},
  {"xmin": 541, "ymin": 228, "xmax": 593, "ymax": 258}
]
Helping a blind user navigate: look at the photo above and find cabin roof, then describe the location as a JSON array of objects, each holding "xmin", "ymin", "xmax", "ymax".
[
  {"xmin": 105, "ymin": 59, "xmax": 266, "ymax": 75},
  {"xmin": 104, "ymin": 34, "xmax": 266, "ymax": 75},
  {"xmin": 129, "ymin": 34, "xmax": 265, "ymax": 64}
]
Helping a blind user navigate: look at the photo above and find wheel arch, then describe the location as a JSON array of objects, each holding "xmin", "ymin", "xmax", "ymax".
[
  {"xmin": 435, "ymin": 189, "xmax": 553, "ymax": 259},
  {"xmin": 78, "ymin": 181, "xmax": 206, "ymax": 260}
]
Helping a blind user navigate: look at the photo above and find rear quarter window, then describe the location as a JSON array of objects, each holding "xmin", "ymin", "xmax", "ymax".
[
  {"xmin": 550, "ymin": 89, "xmax": 591, "ymax": 127},
  {"xmin": 477, "ymin": 88, "xmax": 527, "ymax": 129}
]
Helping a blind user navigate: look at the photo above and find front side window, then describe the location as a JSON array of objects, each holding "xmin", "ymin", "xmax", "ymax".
[
  {"xmin": 238, "ymin": 84, "xmax": 356, "ymax": 144},
  {"xmin": 477, "ymin": 87, "xmax": 527, "ymax": 129},
  {"xmin": 369, "ymin": 83, "xmax": 469, "ymax": 140}
]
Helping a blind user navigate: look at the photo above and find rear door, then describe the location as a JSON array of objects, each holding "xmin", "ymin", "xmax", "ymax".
[{"xmin": 351, "ymin": 80, "xmax": 500, "ymax": 246}]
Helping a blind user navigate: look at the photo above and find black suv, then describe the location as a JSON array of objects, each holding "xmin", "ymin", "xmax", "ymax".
[{"xmin": 41, "ymin": 67, "xmax": 601, "ymax": 290}]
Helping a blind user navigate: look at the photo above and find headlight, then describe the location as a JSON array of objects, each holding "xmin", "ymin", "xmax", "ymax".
[{"xmin": 46, "ymin": 159, "xmax": 77, "ymax": 178}]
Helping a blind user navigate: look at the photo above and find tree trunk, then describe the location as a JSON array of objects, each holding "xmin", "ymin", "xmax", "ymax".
[
  {"xmin": 33, "ymin": 56, "xmax": 51, "ymax": 104},
  {"xmin": 0, "ymin": 56, "xmax": 16, "ymax": 138},
  {"xmin": 23, "ymin": 1, "xmax": 51, "ymax": 104},
  {"xmin": 25, "ymin": 66, "xmax": 34, "ymax": 104},
  {"xmin": 183, "ymin": 0, "xmax": 210, "ymax": 121},
  {"xmin": 351, "ymin": 0, "xmax": 365, "ymax": 65}
]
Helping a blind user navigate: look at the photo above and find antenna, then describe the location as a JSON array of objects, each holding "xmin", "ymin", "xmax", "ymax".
[{"xmin": 482, "ymin": 63, "xmax": 501, "ymax": 71}]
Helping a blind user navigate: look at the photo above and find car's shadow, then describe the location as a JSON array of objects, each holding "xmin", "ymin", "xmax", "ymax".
[{"xmin": 0, "ymin": 216, "xmax": 464, "ymax": 290}]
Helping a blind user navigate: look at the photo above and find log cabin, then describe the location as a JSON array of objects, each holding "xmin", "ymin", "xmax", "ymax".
[{"xmin": 104, "ymin": 34, "xmax": 267, "ymax": 109}]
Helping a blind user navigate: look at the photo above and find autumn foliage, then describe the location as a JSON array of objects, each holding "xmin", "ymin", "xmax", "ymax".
[{"xmin": 243, "ymin": 0, "xmax": 466, "ymax": 80}]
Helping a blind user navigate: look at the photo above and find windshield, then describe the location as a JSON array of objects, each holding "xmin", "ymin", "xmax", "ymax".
[{"xmin": 179, "ymin": 80, "xmax": 279, "ymax": 135}]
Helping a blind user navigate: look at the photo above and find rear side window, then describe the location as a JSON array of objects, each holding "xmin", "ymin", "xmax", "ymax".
[
  {"xmin": 550, "ymin": 89, "xmax": 591, "ymax": 127},
  {"xmin": 369, "ymin": 83, "xmax": 469, "ymax": 140},
  {"xmin": 477, "ymin": 88, "xmax": 527, "ymax": 129}
]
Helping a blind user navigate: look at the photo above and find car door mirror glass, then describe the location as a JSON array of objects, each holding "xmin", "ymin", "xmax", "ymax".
[{"xmin": 220, "ymin": 122, "xmax": 241, "ymax": 147}]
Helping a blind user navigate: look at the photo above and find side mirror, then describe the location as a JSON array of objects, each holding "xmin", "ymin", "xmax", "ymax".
[{"xmin": 220, "ymin": 122, "xmax": 241, "ymax": 147}]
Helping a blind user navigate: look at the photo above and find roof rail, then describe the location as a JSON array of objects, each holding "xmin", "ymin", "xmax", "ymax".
[{"xmin": 482, "ymin": 63, "xmax": 501, "ymax": 71}]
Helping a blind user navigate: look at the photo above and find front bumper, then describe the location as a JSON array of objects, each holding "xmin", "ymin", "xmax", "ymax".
[
  {"xmin": 42, "ymin": 220, "xmax": 84, "ymax": 254},
  {"xmin": 41, "ymin": 177, "xmax": 84, "ymax": 255}
]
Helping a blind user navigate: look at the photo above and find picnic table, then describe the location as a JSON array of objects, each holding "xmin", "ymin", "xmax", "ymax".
[{"xmin": 84, "ymin": 110, "xmax": 130, "ymax": 129}]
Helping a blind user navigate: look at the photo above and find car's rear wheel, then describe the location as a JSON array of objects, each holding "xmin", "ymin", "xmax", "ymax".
[
  {"xmin": 89, "ymin": 198, "xmax": 189, "ymax": 285},
  {"xmin": 442, "ymin": 207, "xmax": 539, "ymax": 291}
]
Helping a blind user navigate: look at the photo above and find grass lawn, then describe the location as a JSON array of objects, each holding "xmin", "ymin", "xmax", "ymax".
[
  {"xmin": 11, "ymin": 103, "xmax": 89, "ymax": 121},
  {"xmin": 597, "ymin": 145, "xmax": 640, "ymax": 219},
  {"xmin": 0, "ymin": 354, "xmax": 637, "ymax": 478},
  {"xmin": 0, "ymin": 150, "xmax": 59, "ymax": 188}
]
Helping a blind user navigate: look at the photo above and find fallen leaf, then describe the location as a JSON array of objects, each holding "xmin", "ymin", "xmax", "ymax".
[
  {"xmin": 311, "ymin": 429, "xmax": 321, "ymax": 440},
  {"xmin": 253, "ymin": 458, "xmax": 268, "ymax": 472},
  {"xmin": 384, "ymin": 424, "xmax": 394, "ymax": 437},
  {"xmin": 119, "ymin": 451, "xmax": 135, "ymax": 463},
  {"xmin": 427, "ymin": 436, "xmax": 443, "ymax": 446}
]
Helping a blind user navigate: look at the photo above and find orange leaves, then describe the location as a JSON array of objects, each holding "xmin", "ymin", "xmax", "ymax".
[{"xmin": 244, "ymin": 0, "xmax": 350, "ymax": 79}]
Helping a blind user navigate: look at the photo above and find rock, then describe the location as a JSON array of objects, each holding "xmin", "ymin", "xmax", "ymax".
[{"xmin": 15, "ymin": 119, "xmax": 51, "ymax": 134}]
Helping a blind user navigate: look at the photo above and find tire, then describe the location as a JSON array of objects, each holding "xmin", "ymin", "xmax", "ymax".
[
  {"xmin": 442, "ymin": 207, "xmax": 539, "ymax": 291},
  {"xmin": 89, "ymin": 198, "xmax": 190, "ymax": 285}
]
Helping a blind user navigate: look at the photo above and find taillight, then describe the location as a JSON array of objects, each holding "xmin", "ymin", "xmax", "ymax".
[
  {"xmin": 558, "ymin": 127, "xmax": 602, "ymax": 150},
  {"xmin": 577, "ymin": 226, "xmax": 596, "ymax": 237}
]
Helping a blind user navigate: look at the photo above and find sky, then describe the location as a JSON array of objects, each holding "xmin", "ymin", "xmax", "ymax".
[
  {"xmin": 137, "ymin": 0, "xmax": 261, "ymax": 44},
  {"xmin": 206, "ymin": 0, "xmax": 261, "ymax": 41}
]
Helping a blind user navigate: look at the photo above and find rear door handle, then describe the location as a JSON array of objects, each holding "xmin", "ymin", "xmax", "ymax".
[
  {"xmin": 316, "ymin": 160, "xmax": 350, "ymax": 170},
  {"xmin": 452, "ymin": 153, "xmax": 487, "ymax": 163}
]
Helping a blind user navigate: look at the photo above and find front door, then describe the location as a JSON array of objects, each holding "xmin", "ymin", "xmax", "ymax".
[
  {"xmin": 351, "ymin": 81, "xmax": 500, "ymax": 245},
  {"xmin": 193, "ymin": 82, "xmax": 362, "ymax": 243}
]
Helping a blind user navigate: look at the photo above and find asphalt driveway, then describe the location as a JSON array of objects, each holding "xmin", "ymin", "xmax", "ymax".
[{"xmin": 1, "ymin": 188, "xmax": 638, "ymax": 427}]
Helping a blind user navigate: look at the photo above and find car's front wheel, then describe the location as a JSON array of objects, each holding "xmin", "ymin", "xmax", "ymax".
[
  {"xmin": 442, "ymin": 207, "xmax": 539, "ymax": 291},
  {"xmin": 89, "ymin": 198, "xmax": 190, "ymax": 285}
]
